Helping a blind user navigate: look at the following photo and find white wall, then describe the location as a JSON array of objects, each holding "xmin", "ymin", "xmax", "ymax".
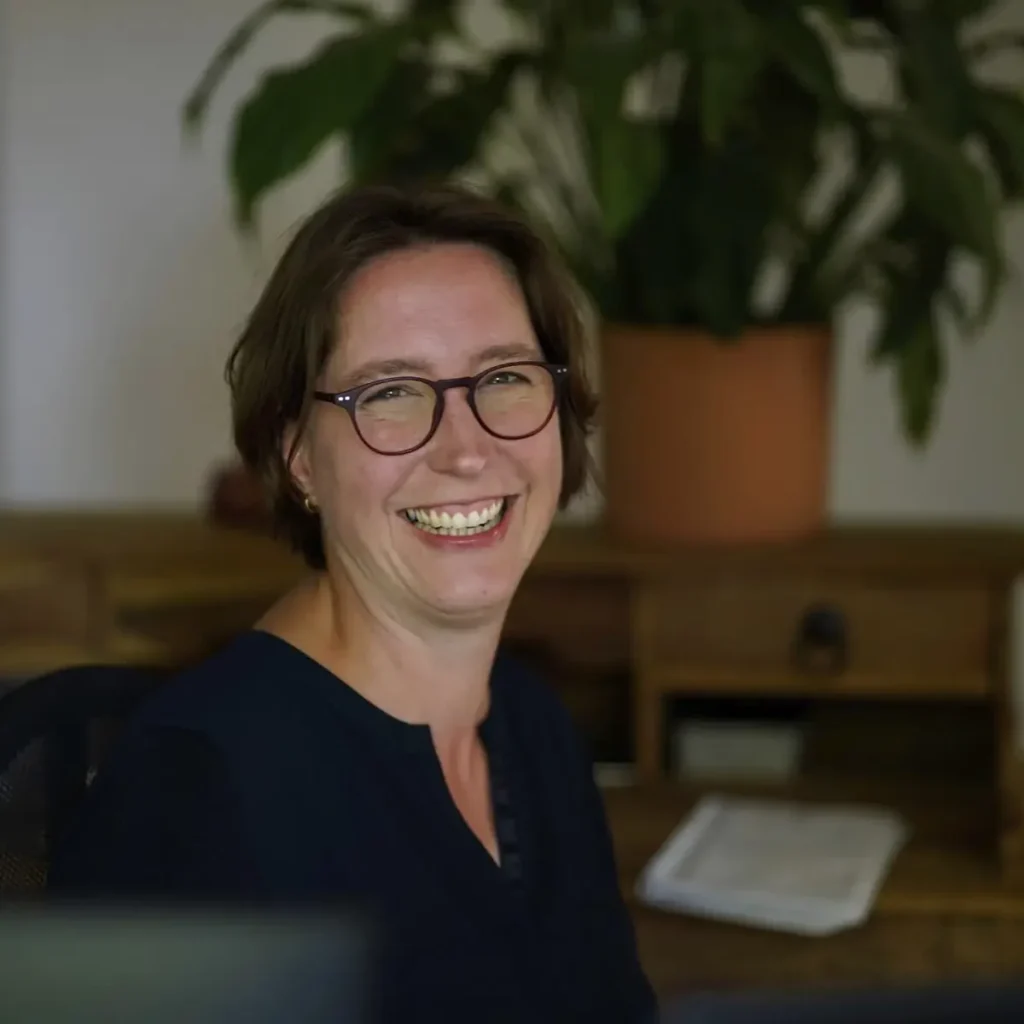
[
  {"xmin": 2, "ymin": 0, "xmax": 1023, "ymax": 521},
  {"xmin": 2, "ymin": 0, "xmax": 342, "ymax": 506}
]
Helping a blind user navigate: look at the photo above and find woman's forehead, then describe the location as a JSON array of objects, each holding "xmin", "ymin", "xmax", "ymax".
[{"xmin": 327, "ymin": 245, "xmax": 537, "ymax": 382}]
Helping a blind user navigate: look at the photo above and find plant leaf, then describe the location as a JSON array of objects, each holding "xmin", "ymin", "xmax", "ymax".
[
  {"xmin": 230, "ymin": 25, "xmax": 405, "ymax": 226},
  {"xmin": 346, "ymin": 58, "xmax": 432, "ymax": 182},
  {"xmin": 751, "ymin": 68, "xmax": 827, "ymax": 265},
  {"xmin": 563, "ymin": 31, "xmax": 657, "ymax": 125},
  {"xmin": 609, "ymin": 137, "xmax": 702, "ymax": 324},
  {"xmin": 896, "ymin": 310, "xmax": 945, "ymax": 445},
  {"xmin": 700, "ymin": 58, "xmax": 762, "ymax": 147},
  {"xmin": 781, "ymin": 111, "xmax": 885, "ymax": 320},
  {"xmin": 756, "ymin": 6, "xmax": 842, "ymax": 113},
  {"xmin": 969, "ymin": 30, "xmax": 1024, "ymax": 60},
  {"xmin": 379, "ymin": 52, "xmax": 527, "ymax": 182},
  {"xmin": 931, "ymin": 0, "xmax": 999, "ymax": 25},
  {"xmin": 975, "ymin": 86, "xmax": 1024, "ymax": 200},
  {"xmin": 871, "ymin": 243, "xmax": 949, "ymax": 360},
  {"xmin": 407, "ymin": 0, "xmax": 459, "ymax": 38},
  {"xmin": 492, "ymin": 175, "xmax": 532, "ymax": 219},
  {"xmin": 182, "ymin": 0, "xmax": 374, "ymax": 133},
  {"xmin": 894, "ymin": 6, "xmax": 976, "ymax": 137},
  {"xmin": 939, "ymin": 279, "xmax": 973, "ymax": 332},
  {"xmin": 804, "ymin": 0, "xmax": 853, "ymax": 31},
  {"xmin": 676, "ymin": 0, "xmax": 763, "ymax": 146},
  {"xmin": 592, "ymin": 119, "xmax": 664, "ymax": 240},
  {"xmin": 681, "ymin": 134, "xmax": 776, "ymax": 335},
  {"xmin": 884, "ymin": 112, "xmax": 1003, "ymax": 321}
]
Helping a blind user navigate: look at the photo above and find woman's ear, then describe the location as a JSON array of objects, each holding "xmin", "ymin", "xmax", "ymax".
[{"xmin": 282, "ymin": 421, "xmax": 315, "ymax": 504}]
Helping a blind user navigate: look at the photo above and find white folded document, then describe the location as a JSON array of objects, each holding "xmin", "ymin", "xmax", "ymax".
[{"xmin": 636, "ymin": 794, "xmax": 908, "ymax": 936}]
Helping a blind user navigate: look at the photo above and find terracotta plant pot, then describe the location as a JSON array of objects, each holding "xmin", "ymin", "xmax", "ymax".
[{"xmin": 601, "ymin": 324, "xmax": 832, "ymax": 545}]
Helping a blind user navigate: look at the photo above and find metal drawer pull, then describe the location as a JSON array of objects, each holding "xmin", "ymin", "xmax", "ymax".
[{"xmin": 792, "ymin": 603, "xmax": 848, "ymax": 675}]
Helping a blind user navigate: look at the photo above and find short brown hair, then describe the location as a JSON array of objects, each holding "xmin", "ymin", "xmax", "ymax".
[{"xmin": 227, "ymin": 182, "xmax": 598, "ymax": 569}]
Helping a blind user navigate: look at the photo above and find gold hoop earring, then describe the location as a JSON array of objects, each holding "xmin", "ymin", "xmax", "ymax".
[{"xmin": 302, "ymin": 495, "xmax": 318, "ymax": 515}]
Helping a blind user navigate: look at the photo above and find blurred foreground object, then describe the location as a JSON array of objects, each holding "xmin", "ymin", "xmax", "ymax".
[{"xmin": 0, "ymin": 906, "xmax": 375, "ymax": 1023}]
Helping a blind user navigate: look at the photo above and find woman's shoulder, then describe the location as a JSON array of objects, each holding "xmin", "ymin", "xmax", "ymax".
[
  {"xmin": 491, "ymin": 649, "xmax": 588, "ymax": 755},
  {"xmin": 105, "ymin": 630, "xmax": 354, "ymax": 814},
  {"xmin": 131, "ymin": 630, "xmax": 319, "ymax": 738}
]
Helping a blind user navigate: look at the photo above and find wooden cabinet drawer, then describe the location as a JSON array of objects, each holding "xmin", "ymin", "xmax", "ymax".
[{"xmin": 635, "ymin": 577, "xmax": 994, "ymax": 697}]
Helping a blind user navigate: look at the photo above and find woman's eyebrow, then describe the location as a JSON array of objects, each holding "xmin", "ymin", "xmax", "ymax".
[
  {"xmin": 335, "ymin": 357, "xmax": 432, "ymax": 390},
  {"xmin": 336, "ymin": 341, "xmax": 540, "ymax": 390}
]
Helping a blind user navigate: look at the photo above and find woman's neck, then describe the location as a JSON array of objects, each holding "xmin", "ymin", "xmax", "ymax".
[{"xmin": 263, "ymin": 571, "xmax": 503, "ymax": 736}]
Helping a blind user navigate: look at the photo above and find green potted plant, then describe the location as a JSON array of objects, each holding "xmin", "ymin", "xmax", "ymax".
[{"xmin": 185, "ymin": 0, "xmax": 1024, "ymax": 543}]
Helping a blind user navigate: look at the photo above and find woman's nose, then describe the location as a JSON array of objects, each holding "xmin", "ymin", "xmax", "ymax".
[{"xmin": 425, "ymin": 388, "xmax": 492, "ymax": 476}]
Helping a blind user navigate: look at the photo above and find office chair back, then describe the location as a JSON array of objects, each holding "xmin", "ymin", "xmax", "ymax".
[{"xmin": 0, "ymin": 665, "xmax": 165, "ymax": 895}]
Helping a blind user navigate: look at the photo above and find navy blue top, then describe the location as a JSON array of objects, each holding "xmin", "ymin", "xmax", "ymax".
[{"xmin": 48, "ymin": 631, "xmax": 657, "ymax": 1024}]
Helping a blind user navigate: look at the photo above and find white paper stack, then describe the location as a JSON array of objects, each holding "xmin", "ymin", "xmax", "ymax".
[{"xmin": 636, "ymin": 795, "xmax": 909, "ymax": 936}]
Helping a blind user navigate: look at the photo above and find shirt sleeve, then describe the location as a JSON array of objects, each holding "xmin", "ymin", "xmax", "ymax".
[{"xmin": 47, "ymin": 725, "xmax": 258, "ymax": 902}]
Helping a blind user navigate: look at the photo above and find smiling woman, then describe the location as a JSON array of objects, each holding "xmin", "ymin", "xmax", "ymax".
[
  {"xmin": 230, "ymin": 185, "xmax": 597, "ymax": 575},
  {"xmin": 48, "ymin": 184, "xmax": 657, "ymax": 1024}
]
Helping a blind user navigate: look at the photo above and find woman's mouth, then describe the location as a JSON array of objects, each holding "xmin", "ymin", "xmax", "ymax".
[{"xmin": 400, "ymin": 497, "xmax": 510, "ymax": 537}]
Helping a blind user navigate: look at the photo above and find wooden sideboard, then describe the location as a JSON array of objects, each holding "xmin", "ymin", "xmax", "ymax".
[{"xmin": 6, "ymin": 511, "xmax": 1024, "ymax": 913}]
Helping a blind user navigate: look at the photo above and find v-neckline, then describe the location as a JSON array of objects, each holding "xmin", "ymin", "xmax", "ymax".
[
  {"xmin": 422, "ymin": 733, "xmax": 503, "ymax": 871},
  {"xmin": 244, "ymin": 629, "xmax": 514, "ymax": 881}
]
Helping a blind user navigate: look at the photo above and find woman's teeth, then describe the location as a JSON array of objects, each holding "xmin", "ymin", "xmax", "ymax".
[{"xmin": 402, "ymin": 499, "xmax": 506, "ymax": 536}]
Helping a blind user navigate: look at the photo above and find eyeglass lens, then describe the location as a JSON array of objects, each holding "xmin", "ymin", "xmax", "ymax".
[{"xmin": 354, "ymin": 362, "xmax": 556, "ymax": 454}]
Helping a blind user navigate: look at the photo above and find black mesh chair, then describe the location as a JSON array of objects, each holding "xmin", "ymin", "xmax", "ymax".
[{"xmin": 0, "ymin": 664, "xmax": 166, "ymax": 896}]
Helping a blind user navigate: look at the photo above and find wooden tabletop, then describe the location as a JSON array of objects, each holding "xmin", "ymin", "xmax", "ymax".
[
  {"xmin": 5, "ymin": 510, "xmax": 1024, "ymax": 579},
  {"xmin": 4, "ymin": 509, "xmax": 1024, "ymax": 678},
  {"xmin": 602, "ymin": 781, "xmax": 1024, "ymax": 997}
]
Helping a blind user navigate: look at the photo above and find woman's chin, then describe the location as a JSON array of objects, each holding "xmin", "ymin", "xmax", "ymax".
[{"xmin": 418, "ymin": 575, "xmax": 520, "ymax": 626}]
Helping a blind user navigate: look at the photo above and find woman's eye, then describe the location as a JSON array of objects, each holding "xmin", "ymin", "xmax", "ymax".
[
  {"xmin": 482, "ymin": 371, "xmax": 527, "ymax": 387},
  {"xmin": 363, "ymin": 385, "xmax": 409, "ymax": 404}
]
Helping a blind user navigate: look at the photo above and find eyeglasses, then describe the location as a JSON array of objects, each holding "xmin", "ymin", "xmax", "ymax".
[{"xmin": 312, "ymin": 360, "xmax": 568, "ymax": 456}]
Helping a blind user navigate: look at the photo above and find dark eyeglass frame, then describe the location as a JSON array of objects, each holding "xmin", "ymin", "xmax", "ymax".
[{"xmin": 312, "ymin": 360, "xmax": 569, "ymax": 456}]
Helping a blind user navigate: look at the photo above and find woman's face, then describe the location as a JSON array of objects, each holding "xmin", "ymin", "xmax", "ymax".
[{"xmin": 289, "ymin": 242, "xmax": 564, "ymax": 626}]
